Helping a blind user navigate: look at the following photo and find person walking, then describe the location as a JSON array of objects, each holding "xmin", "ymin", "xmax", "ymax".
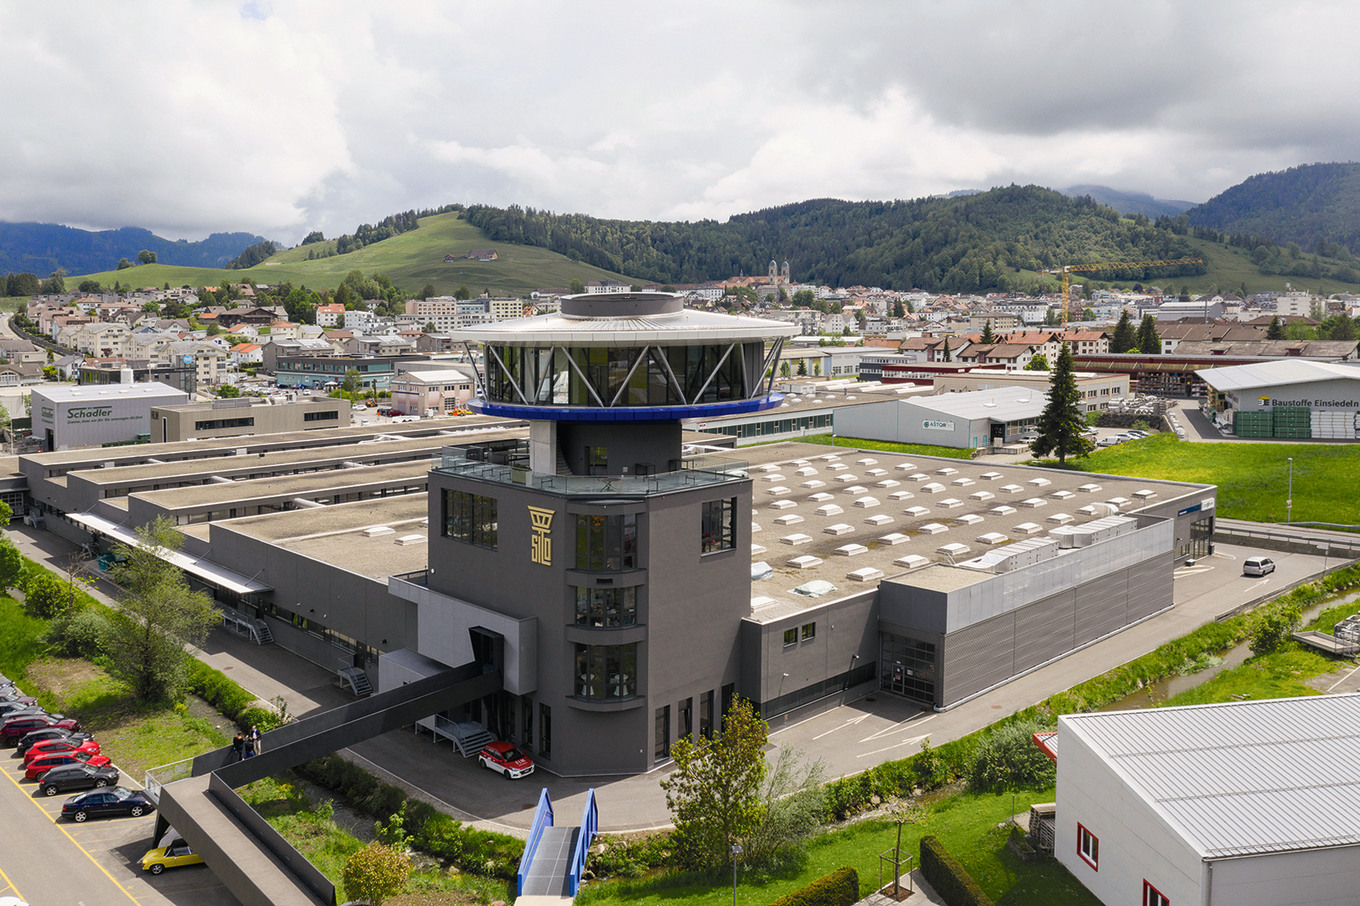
[
  {"xmin": 250, "ymin": 725, "xmax": 262, "ymax": 756},
  {"xmin": 243, "ymin": 729, "xmax": 256, "ymax": 759},
  {"xmin": 231, "ymin": 732, "xmax": 244, "ymax": 763}
]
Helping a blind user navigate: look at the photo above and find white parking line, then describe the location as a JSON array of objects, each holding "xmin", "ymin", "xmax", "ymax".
[
  {"xmin": 857, "ymin": 735, "xmax": 929, "ymax": 759},
  {"xmin": 860, "ymin": 713, "xmax": 935, "ymax": 743}
]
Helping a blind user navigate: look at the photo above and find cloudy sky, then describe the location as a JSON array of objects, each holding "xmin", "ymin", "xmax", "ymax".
[{"xmin": 2, "ymin": 1, "xmax": 1357, "ymax": 244}]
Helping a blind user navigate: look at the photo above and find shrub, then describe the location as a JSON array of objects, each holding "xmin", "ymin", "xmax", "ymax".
[
  {"xmin": 44, "ymin": 607, "xmax": 110, "ymax": 658},
  {"xmin": 968, "ymin": 717, "xmax": 1056, "ymax": 793},
  {"xmin": 185, "ymin": 660, "xmax": 255, "ymax": 718},
  {"xmin": 919, "ymin": 836, "xmax": 994, "ymax": 906},
  {"xmin": 1250, "ymin": 601, "xmax": 1303, "ymax": 656},
  {"xmin": 768, "ymin": 866, "xmax": 859, "ymax": 906},
  {"xmin": 342, "ymin": 842, "xmax": 411, "ymax": 906}
]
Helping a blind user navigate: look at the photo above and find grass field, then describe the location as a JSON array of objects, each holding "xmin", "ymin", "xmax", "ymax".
[
  {"xmin": 801, "ymin": 434, "xmax": 975, "ymax": 460},
  {"xmin": 1080, "ymin": 433, "xmax": 1360, "ymax": 525},
  {"xmin": 578, "ymin": 788, "xmax": 1097, "ymax": 906},
  {"xmin": 72, "ymin": 212, "xmax": 631, "ymax": 297}
]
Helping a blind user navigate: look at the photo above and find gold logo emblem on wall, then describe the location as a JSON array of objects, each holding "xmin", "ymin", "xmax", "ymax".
[{"xmin": 528, "ymin": 506, "xmax": 555, "ymax": 565}]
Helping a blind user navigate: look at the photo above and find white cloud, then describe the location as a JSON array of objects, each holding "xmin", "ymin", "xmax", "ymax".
[{"xmin": 1, "ymin": 0, "xmax": 1359, "ymax": 244}]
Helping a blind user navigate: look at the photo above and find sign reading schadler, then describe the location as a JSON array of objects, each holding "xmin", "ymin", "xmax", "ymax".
[{"xmin": 528, "ymin": 506, "xmax": 554, "ymax": 566}]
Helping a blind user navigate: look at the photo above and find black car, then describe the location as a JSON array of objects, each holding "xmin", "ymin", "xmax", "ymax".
[
  {"xmin": 61, "ymin": 786, "xmax": 153, "ymax": 821},
  {"xmin": 15, "ymin": 728, "xmax": 94, "ymax": 758},
  {"xmin": 41, "ymin": 762, "xmax": 120, "ymax": 796}
]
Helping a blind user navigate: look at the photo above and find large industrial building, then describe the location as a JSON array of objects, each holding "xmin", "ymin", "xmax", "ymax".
[
  {"xmin": 17, "ymin": 293, "xmax": 1218, "ymax": 778},
  {"xmin": 32, "ymin": 381, "xmax": 189, "ymax": 450},
  {"xmin": 1199, "ymin": 359, "xmax": 1360, "ymax": 439},
  {"xmin": 1050, "ymin": 694, "xmax": 1360, "ymax": 906}
]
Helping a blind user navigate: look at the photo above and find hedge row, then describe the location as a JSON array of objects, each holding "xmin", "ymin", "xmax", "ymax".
[
  {"xmin": 183, "ymin": 658, "xmax": 279, "ymax": 731},
  {"xmin": 919, "ymin": 836, "xmax": 994, "ymax": 906},
  {"xmin": 296, "ymin": 753, "xmax": 524, "ymax": 881},
  {"xmin": 768, "ymin": 866, "xmax": 859, "ymax": 906}
]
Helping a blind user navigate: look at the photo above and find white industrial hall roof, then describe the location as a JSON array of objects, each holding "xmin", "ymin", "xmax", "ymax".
[
  {"xmin": 1059, "ymin": 693, "xmax": 1360, "ymax": 859},
  {"xmin": 899, "ymin": 386, "xmax": 1047, "ymax": 422},
  {"xmin": 1198, "ymin": 359, "xmax": 1360, "ymax": 393}
]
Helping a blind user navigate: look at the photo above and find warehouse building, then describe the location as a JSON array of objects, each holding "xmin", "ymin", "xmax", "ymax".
[
  {"xmin": 1199, "ymin": 359, "xmax": 1360, "ymax": 440},
  {"xmin": 32, "ymin": 381, "xmax": 189, "ymax": 451},
  {"xmin": 148, "ymin": 396, "xmax": 352, "ymax": 442},
  {"xmin": 833, "ymin": 387, "xmax": 1048, "ymax": 449},
  {"xmin": 1050, "ymin": 694, "xmax": 1360, "ymax": 906}
]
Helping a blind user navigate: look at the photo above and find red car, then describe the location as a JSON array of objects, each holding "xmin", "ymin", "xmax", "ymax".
[
  {"xmin": 24, "ymin": 750, "xmax": 111, "ymax": 781},
  {"xmin": 477, "ymin": 741, "xmax": 535, "ymax": 779},
  {"xmin": 23, "ymin": 738, "xmax": 101, "ymax": 764},
  {"xmin": 1, "ymin": 714, "xmax": 79, "ymax": 746}
]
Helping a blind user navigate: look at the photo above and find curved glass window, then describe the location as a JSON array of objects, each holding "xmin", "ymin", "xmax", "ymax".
[
  {"xmin": 574, "ymin": 586, "xmax": 638, "ymax": 627},
  {"xmin": 483, "ymin": 343, "xmax": 762, "ymax": 407},
  {"xmin": 574, "ymin": 643, "xmax": 638, "ymax": 700}
]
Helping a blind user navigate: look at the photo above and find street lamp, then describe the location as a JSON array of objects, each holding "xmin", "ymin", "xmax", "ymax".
[
  {"xmin": 1287, "ymin": 457, "xmax": 1293, "ymax": 524},
  {"xmin": 731, "ymin": 844, "xmax": 742, "ymax": 906}
]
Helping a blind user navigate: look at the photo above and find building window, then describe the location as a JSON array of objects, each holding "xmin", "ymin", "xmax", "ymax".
[
  {"xmin": 574, "ymin": 643, "xmax": 638, "ymax": 700},
  {"xmin": 539, "ymin": 704, "xmax": 551, "ymax": 758},
  {"xmin": 1078, "ymin": 824, "xmax": 1099, "ymax": 870},
  {"xmin": 303, "ymin": 410, "xmax": 339, "ymax": 422},
  {"xmin": 522, "ymin": 694, "xmax": 534, "ymax": 751},
  {"xmin": 783, "ymin": 628, "xmax": 798, "ymax": 647},
  {"xmin": 442, "ymin": 489, "xmax": 498, "ymax": 548},
  {"xmin": 654, "ymin": 705, "xmax": 670, "ymax": 761},
  {"xmin": 701, "ymin": 497, "xmax": 736, "ymax": 553},
  {"xmin": 679, "ymin": 697, "xmax": 693, "ymax": 742},
  {"xmin": 699, "ymin": 690, "xmax": 714, "ymax": 737},
  {"xmin": 801, "ymin": 622, "xmax": 816, "ymax": 642},
  {"xmin": 574, "ymin": 586, "xmax": 637, "ymax": 627},
  {"xmin": 193, "ymin": 417, "xmax": 254, "ymax": 430},
  {"xmin": 1143, "ymin": 881, "xmax": 1169, "ymax": 906},
  {"xmin": 575, "ymin": 513, "xmax": 637, "ymax": 570}
]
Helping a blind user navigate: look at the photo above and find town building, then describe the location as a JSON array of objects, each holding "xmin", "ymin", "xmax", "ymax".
[
  {"xmin": 1048, "ymin": 694, "xmax": 1360, "ymax": 906},
  {"xmin": 148, "ymin": 397, "xmax": 352, "ymax": 442},
  {"xmin": 32, "ymin": 382, "xmax": 189, "ymax": 450},
  {"xmin": 1199, "ymin": 359, "xmax": 1360, "ymax": 439}
]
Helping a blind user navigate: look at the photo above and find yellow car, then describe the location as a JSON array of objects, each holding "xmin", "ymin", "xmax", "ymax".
[{"xmin": 141, "ymin": 841, "xmax": 204, "ymax": 874}]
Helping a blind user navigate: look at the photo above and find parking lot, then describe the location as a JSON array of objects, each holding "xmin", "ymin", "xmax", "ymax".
[{"xmin": 0, "ymin": 709, "xmax": 239, "ymax": 906}]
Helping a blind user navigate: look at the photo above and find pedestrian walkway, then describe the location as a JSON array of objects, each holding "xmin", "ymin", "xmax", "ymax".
[{"xmin": 854, "ymin": 870, "xmax": 946, "ymax": 906}]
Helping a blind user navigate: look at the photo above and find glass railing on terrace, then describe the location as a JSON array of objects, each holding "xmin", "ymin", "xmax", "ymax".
[{"xmin": 434, "ymin": 447, "xmax": 748, "ymax": 495}]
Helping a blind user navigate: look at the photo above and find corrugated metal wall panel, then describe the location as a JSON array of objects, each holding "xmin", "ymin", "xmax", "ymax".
[
  {"xmin": 1014, "ymin": 590, "xmax": 1076, "ymax": 672},
  {"xmin": 1124, "ymin": 555, "xmax": 1173, "ymax": 621},
  {"xmin": 1074, "ymin": 570, "xmax": 1130, "ymax": 644},
  {"xmin": 940, "ymin": 613, "xmax": 1016, "ymax": 704}
]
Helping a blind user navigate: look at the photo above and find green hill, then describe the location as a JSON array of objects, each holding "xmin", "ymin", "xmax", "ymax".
[
  {"xmin": 73, "ymin": 212, "xmax": 631, "ymax": 296},
  {"xmin": 1187, "ymin": 162, "xmax": 1360, "ymax": 256}
]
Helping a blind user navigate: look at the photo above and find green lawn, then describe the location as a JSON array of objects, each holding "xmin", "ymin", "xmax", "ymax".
[
  {"xmin": 801, "ymin": 434, "xmax": 975, "ymax": 460},
  {"xmin": 579, "ymin": 789, "xmax": 1098, "ymax": 906},
  {"xmin": 1080, "ymin": 434, "xmax": 1359, "ymax": 525},
  {"xmin": 73, "ymin": 212, "xmax": 631, "ymax": 297}
]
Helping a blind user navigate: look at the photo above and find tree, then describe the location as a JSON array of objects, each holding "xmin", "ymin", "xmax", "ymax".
[
  {"xmin": 137, "ymin": 249, "xmax": 158, "ymax": 265},
  {"xmin": 1031, "ymin": 344, "xmax": 1093, "ymax": 465},
  {"xmin": 41, "ymin": 270, "xmax": 66, "ymax": 294},
  {"xmin": 891, "ymin": 301, "xmax": 905, "ymax": 318},
  {"xmin": 660, "ymin": 696, "xmax": 769, "ymax": 870},
  {"xmin": 941, "ymin": 337, "xmax": 952, "ymax": 362},
  {"xmin": 1249, "ymin": 601, "xmax": 1302, "ymax": 656},
  {"xmin": 342, "ymin": 843, "xmax": 411, "ymax": 906},
  {"xmin": 796, "ymin": 358, "xmax": 807, "ymax": 377},
  {"xmin": 1266, "ymin": 315, "xmax": 1286, "ymax": 340},
  {"xmin": 568, "ymin": 279, "xmax": 584, "ymax": 295},
  {"xmin": 117, "ymin": 258, "xmax": 134, "ymax": 270},
  {"xmin": 1110, "ymin": 310, "xmax": 1136, "ymax": 353},
  {"xmin": 1024, "ymin": 354, "xmax": 1049, "ymax": 371},
  {"xmin": 792, "ymin": 289, "xmax": 815, "ymax": 307},
  {"xmin": 1135, "ymin": 314, "xmax": 1161, "ymax": 355},
  {"xmin": 0, "ymin": 535, "xmax": 21, "ymax": 593},
  {"xmin": 107, "ymin": 516, "xmax": 219, "ymax": 702},
  {"xmin": 980, "ymin": 319, "xmax": 995, "ymax": 344},
  {"xmin": 418, "ymin": 283, "xmax": 436, "ymax": 300},
  {"xmin": 1178, "ymin": 286, "xmax": 1191, "ymax": 303},
  {"xmin": 885, "ymin": 800, "xmax": 926, "ymax": 896},
  {"xmin": 341, "ymin": 369, "xmax": 363, "ymax": 396},
  {"xmin": 77, "ymin": 279, "xmax": 102, "ymax": 293}
]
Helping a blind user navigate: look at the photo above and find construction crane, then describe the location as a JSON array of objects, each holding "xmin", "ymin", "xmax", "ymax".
[{"xmin": 1041, "ymin": 257, "xmax": 1203, "ymax": 326}]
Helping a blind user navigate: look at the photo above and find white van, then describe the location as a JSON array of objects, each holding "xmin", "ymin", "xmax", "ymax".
[{"xmin": 1242, "ymin": 556, "xmax": 1275, "ymax": 577}]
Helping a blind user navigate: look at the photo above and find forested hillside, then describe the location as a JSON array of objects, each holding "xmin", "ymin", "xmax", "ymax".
[
  {"xmin": 1187, "ymin": 162, "xmax": 1360, "ymax": 256},
  {"xmin": 0, "ymin": 222, "xmax": 267, "ymax": 276},
  {"xmin": 464, "ymin": 186, "xmax": 1206, "ymax": 293}
]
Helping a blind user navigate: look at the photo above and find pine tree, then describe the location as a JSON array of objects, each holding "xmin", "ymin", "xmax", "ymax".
[
  {"xmin": 980, "ymin": 319, "xmax": 995, "ymax": 344},
  {"xmin": 1110, "ymin": 310, "xmax": 1136, "ymax": 353},
  {"xmin": 942, "ymin": 337, "xmax": 952, "ymax": 362},
  {"xmin": 1136, "ymin": 315, "xmax": 1161, "ymax": 355},
  {"xmin": 1266, "ymin": 316, "xmax": 1286, "ymax": 340},
  {"xmin": 1031, "ymin": 344, "xmax": 1093, "ymax": 465}
]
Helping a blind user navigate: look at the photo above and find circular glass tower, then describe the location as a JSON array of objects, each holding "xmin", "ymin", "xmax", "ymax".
[{"xmin": 454, "ymin": 292, "xmax": 797, "ymax": 475}]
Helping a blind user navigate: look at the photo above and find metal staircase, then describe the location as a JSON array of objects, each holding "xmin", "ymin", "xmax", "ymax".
[
  {"xmin": 432, "ymin": 715, "xmax": 494, "ymax": 756},
  {"xmin": 338, "ymin": 667, "xmax": 372, "ymax": 697},
  {"xmin": 252, "ymin": 620, "xmax": 274, "ymax": 645}
]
